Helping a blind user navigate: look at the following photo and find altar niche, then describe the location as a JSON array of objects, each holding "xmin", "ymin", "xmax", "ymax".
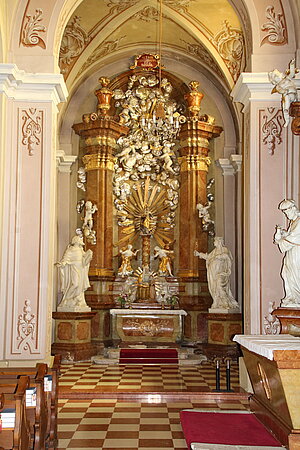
[{"xmin": 73, "ymin": 61, "xmax": 223, "ymax": 347}]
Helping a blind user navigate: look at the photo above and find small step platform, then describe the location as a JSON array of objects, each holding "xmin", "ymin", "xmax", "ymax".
[
  {"xmin": 180, "ymin": 410, "xmax": 284, "ymax": 449},
  {"xmin": 119, "ymin": 348, "xmax": 179, "ymax": 364}
]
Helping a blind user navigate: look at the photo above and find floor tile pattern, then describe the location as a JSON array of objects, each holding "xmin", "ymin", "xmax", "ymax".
[
  {"xmin": 57, "ymin": 397, "xmax": 249, "ymax": 450},
  {"xmin": 59, "ymin": 362, "xmax": 240, "ymax": 393}
]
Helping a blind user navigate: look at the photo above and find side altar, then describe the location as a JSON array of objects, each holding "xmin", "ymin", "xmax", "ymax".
[{"xmin": 71, "ymin": 56, "xmax": 223, "ymax": 350}]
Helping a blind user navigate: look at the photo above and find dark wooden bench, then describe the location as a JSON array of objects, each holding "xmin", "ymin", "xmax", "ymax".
[
  {"xmin": 0, "ymin": 365, "xmax": 48, "ymax": 450},
  {"xmin": 0, "ymin": 355, "xmax": 61, "ymax": 449},
  {"xmin": 0, "ymin": 376, "xmax": 31, "ymax": 450}
]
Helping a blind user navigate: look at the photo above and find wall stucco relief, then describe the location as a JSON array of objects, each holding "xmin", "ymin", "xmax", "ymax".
[
  {"xmin": 20, "ymin": 8, "xmax": 47, "ymax": 49},
  {"xmin": 261, "ymin": 107, "xmax": 284, "ymax": 155}
]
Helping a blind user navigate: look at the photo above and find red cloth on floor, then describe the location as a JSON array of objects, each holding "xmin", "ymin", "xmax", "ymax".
[{"xmin": 180, "ymin": 411, "xmax": 282, "ymax": 448}]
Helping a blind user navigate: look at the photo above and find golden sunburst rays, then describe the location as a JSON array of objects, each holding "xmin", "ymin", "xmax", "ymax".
[{"xmin": 116, "ymin": 177, "xmax": 174, "ymax": 248}]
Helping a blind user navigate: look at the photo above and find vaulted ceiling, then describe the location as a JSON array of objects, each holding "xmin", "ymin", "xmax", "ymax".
[{"xmin": 59, "ymin": 0, "xmax": 246, "ymax": 92}]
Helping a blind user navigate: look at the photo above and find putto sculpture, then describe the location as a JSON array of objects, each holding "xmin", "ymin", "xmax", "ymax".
[
  {"xmin": 274, "ymin": 199, "xmax": 300, "ymax": 307},
  {"xmin": 269, "ymin": 58, "xmax": 299, "ymax": 127}
]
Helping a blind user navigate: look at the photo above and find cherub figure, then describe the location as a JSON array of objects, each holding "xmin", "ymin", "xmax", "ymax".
[
  {"xmin": 82, "ymin": 201, "xmax": 98, "ymax": 231},
  {"xmin": 118, "ymin": 244, "xmax": 140, "ymax": 277},
  {"xmin": 160, "ymin": 142, "xmax": 175, "ymax": 174},
  {"xmin": 154, "ymin": 245, "xmax": 174, "ymax": 277},
  {"xmin": 269, "ymin": 58, "xmax": 299, "ymax": 127}
]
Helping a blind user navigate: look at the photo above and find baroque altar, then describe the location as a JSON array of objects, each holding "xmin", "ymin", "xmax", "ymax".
[{"xmin": 72, "ymin": 54, "xmax": 223, "ymax": 348}]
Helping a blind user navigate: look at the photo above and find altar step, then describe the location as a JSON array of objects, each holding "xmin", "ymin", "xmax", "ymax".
[
  {"xmin": 92, "ymin": 346, "xmax": 207, "ymax": 365},
  {"xmin": 119, "ymin": 348, "xmax": 178, "ymax": 364}
]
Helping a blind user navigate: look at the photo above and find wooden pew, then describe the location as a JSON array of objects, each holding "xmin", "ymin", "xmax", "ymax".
[
  {"xmin": 0, "ymin": 355, "xmax": 61, "ymax": 449},
  {"xmin": 0, "ymin": 376, "xmax": 31, "ymax": 450},
  {"xmin": 0, "ymin": 365, "xmax": 48, "ymax": 450}
]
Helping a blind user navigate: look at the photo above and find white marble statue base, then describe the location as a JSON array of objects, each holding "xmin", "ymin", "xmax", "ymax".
[
  {"xmin": 209, "ymin": 308, "xmax": 240, "ymax": 314},
  {"xmin": 57, "ymin": 305, "xmax": 91, "ymax": 312}
]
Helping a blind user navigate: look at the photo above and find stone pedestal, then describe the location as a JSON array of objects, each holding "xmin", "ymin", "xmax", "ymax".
[
  {"xmin": 110, "ymin": 309, "xmax": 187, "ymax": 344},
  {"xmin": 52, "ymin": 311, "xmax": 96, "ymax": 361},
  {"xmin": 207, "ymin": 312, "xmax": 242, "ymax": 345},
  {"xmin": 272, "ymin": 307, "xmax": 300, "ymax": 336},
  {"xmin": 234, "ymin": 334, "xmax": 300, "ymax": 449}
]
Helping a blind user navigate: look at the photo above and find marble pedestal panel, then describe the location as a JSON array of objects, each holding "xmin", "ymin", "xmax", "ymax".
[
  {"xmin": 207, "ymin": 312, "xmax": 242, "ymax": 345},
  {"xmin": 52, "ymin": 311, "xmax": 96, "ymax": 361},
  {"xmin": 110, "ymin": 309, "xmax": 187, "ymax": 344},
  {"xmin": 234, "ymin": 334, "xmax": 300, "ymax": 449},
  {"xmin": 272, "ymin": 307, "xmax": 300, "ymax": 336}
]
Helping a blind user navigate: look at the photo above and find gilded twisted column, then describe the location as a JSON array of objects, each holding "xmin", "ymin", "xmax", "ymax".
[
  {"xmin": 178, "ymin": 119, "xmax": 223, "ymax": 279},
  {"xmin": 73, "ymin": 118, "xmax": 128, "ymax": 278}
]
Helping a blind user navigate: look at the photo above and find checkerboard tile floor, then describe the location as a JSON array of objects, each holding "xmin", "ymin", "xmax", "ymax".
[
  {"xmin": 58, "ymin": 397, "xmax": 250, "ymax": 450},
  {"xmin": 59, "ymin": 362, "xmax": 240, "ymax": 393}
]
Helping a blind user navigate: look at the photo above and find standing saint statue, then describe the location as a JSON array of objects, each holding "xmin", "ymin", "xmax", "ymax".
[
  {"xmin": 154, "ymin": 246, "xmax": 174, "ymax": 277},
  {"xmin": 194, "ymin": 237, "xmax": 239, "ymax": 310},
  {"xmin": 274, "ymin": 199, "xmax": 300, "ymax": 307},
  {"xmin": 57, "ymin": 235, "xmax": 93, "ymax": 311},
  {"xmin": 118, "ymin": 244, "xmax": 140, "ymax": 277}
]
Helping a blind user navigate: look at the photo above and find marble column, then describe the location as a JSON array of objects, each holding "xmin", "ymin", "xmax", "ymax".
[
  {"xmin": 0, "ymin": 64, "xmax": 67, "ymax": 365},
  {"xmin": 177, "ymin": 119, "xmax": 223, "ymax": 279},
  {"xmin": 73, "ymin": 118, "xmax": 128, "ymax": 278}
]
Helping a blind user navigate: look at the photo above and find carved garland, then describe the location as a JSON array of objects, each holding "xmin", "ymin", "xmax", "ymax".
[
  {"xmin": 261, "ymin": 5, "xmax": 287, "ymax": 45},
  {"xmin": 20, "ymin": 9, "xmax": 46, "ymax": 49},
  {"xmin": 261, "ymin": 107, "xmax": 283, "ymax": 155},
  {"xmin": 21, "ymin": 108, "xmax": 43, "ymax": 156}
]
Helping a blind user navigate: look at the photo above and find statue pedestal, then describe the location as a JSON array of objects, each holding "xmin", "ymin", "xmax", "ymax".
[
  {"xmin": 272, "ymin": 307, "xmax": 300, "ymax": 336},
  {"xmin": 110, "ymin": 309, "xmax": 187, "ymax": 344},
  {"xmin": 206, "ymin": 312, "xmax": 242, "ymax": 345},
  {"xmin": 52, "ymin": 311, "xmax": 96, "ymax": 362}
]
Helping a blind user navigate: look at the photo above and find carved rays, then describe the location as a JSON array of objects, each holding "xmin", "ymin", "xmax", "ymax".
[{"xmin": 117, "ymin": 177, "xmax": 173, "ymax": 247}]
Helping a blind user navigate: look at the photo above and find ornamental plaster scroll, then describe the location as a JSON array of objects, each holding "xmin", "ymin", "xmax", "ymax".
[
  {"xmin": 263, "ymin": 301, "xmax": 280, "ymax": 334},
  {"xmin": 78, "ymin": 36, "xmax": 126, "ymax": 76},
  {"xmin": 261, "ymin": 5, "xmax": 287, "ymax": 46},
  {"xmin": 211, "ymin": 20, "xmax": 245, "ymax": 83},
  {"xmin": 17, "ymin": 299, "xmax": 37, "ymax": 352},
  {"xmin": 134, "ymin": 7, "xmax": 160, "ymax": 21},
  {"xmin": 164, "ymin": 0, "xmax": 196, "ymax": 13},
  {"xmin": 104, "ymin": 0, "xmax": 139, "ymax": 13},
  {"xmin": 20, "ymin": 9, "xmax": 46, "ymax": 49},
  {"xmin": 21, "ymin": 108, "xmax": 43, "ymax": 156},
  {"xmin": 261, "ymin": 107, "xmax": 284, "ymax": 155},
  {"xmin": 181, "ymin": 39, "xmax": 224, "ymax": 81},
  {"xmin": 59, "ymin": 16, "xmax": 90, "ymax": 72}
]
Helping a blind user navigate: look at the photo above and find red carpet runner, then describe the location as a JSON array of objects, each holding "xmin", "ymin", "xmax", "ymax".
[
  {"xmin": 119, "ymin": 348, "xmax": 178, "ymax": 364},
  {"xmin": 180, "ymin": 410, "xmax": 282, "ymax": 448}
]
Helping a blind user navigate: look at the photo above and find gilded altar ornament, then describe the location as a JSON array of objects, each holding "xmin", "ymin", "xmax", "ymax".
[
  {"xmin": 95, "ymin": 77, "xmax": 113, "ymax": 115},
  {"xmin": 184, "ymin": 81, "xmax": 204, "ymax": 118}
]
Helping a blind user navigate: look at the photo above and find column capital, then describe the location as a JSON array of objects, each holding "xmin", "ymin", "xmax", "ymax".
[
  {"xmin": 216, "ymin": 155, "xmax": 242, "ymax": 175},
  {"xmin": 0, "ymin": 63, "xmax": 68, "ymax": 104},
  {"xmin": 56, "ymin": 150, "xmax": 77, "ymax": 173}
]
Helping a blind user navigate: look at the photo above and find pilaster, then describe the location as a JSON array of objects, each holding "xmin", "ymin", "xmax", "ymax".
[
  {"xmin": 0, "ymin": 64, "xmax": 67, "ymax": 365},
  {"xmin": 232, "ymin": 72, "xmax": 296, "ymax": 333}
]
